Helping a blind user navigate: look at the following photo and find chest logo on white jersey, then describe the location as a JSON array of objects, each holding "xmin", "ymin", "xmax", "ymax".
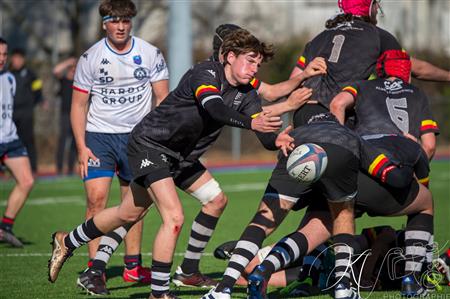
[
  {"xmin": 133, "ymin": 55, "xmax": 142, "ymax": 65},
  {"xmin": 140, "ymin": 158, "xmax": 154, "ymax": 169},
  {"xmin": 99, "ymin": 68, "xmax": 114, "ymax": 84},
  {"xmin": 101, "ymin": 58, "xmax": 111, "ymax": 65},
  {"xmin": 134, "ymin": 67, "xmax": 149, "ymax": 81}
]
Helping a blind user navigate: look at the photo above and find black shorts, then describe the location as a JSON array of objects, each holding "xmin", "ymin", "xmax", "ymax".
[
  {"xmin": 127, "ymin": 138, "xmax": 207, "ymax": 190},
  {"xmin": 266, "ymin": 143, "xmax": 359, "ymax": 207},
  {"xmin": 354, "ymin": 172, "xmax": 419, "ymax": 217}
]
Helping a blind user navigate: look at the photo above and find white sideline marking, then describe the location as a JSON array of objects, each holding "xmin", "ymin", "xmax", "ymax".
[
  {"xmin": 0, "ymin": 183, "xmax": 267, "ymax": 207},
  {"xmin": 0, "ymin": 252, "xmax": 213, "ymax": 257}
]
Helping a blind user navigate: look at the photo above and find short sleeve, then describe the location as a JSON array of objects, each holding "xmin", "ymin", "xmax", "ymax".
[
  {"xmin": 417, "ymin": 90, "xmax": 439, "ymax": 136},
  {"xmin": 149, "ymin": 48, "xmax": 169, "ymax": 83},
  {"xmin": 73, "ymin": 52, "xmax": 94, "ymax": 94},
  {"xmin": 295, "ymin": 42, "xmax": 312, "ymax": 70},
  {"xmin": 377, "ymin": 28, "xmax": 402, "ymax": 54},
  {"xmin": 341, "ymin": 80, "xmax": 363, "ymax": 100}
]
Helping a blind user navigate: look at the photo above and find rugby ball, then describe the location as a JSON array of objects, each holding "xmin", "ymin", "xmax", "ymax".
[{"xmin": 286, "ymin": 143, "xmax": 328, "ymax": 183}]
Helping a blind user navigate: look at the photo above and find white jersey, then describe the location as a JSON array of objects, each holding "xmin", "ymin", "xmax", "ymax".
[
  {"xmin": 74, "ymin": 36, "xmax": 169, "ymax": 133},
  {"xmin": 0, "ymin": 70, "xmax": 18, "ymax": 144}
]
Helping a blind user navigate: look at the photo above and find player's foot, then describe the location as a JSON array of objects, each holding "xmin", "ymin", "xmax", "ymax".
[
  {"xmin": 148, "ymin": 292, "xmax": 181, "ymax": 299},
  {"xmin": 0, "ymin": 228, "xmax": 23, "ymax": 248},
  {"xmin": 335, "ymin": 283, "xmax": 360, "ymax": 299},
  {"xmin": 172, "ymin": 266, "xmax": 217, "ymax": 288},
  {"xmin": 213, "ymin": 240, "xmax": 238, "ymax": 260},
  {"xmin": 200, "ymin": 287, "xmax": 231, "ymax": 299},
  {"xmin": 77, "ymin": 268, "xmax": 110, "ymax": 295},
  {"xmin": 247, "ymin": 265, "xmax": 268, "ymax": 299},
  {"xmin": 123, "ymin": 264, "xmax": 152, "ymax": 284},
  {"xmin": 48, "ymin": 231, "xmax": 72, "ymax": 283},
  {"xmin": 400, "ymin": 275, "xmax": 428, "ymax": 297}
]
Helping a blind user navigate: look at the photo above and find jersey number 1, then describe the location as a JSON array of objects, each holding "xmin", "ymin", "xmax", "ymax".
[{"xmin": 328, "ymin": 35, "xmax": 345, "ymax": 63}]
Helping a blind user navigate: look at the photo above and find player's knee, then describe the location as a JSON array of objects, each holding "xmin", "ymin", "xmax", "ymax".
[
  {"xmin": 190, "ymin": 178, "xmax": 224, "ymax": 206},
  {"xmin": 205, "ymin": 192, "xmax": 228, "ymax": 212},
  {"xmin": 164, "ymin": 212, "xmax": 184, "ymax": 234},
  {"xmin": 117, "ymin": 206, "xmax": 146, "ymax": 223},
  {"xmin": 18, "ymin": 175, "xmax": 34, "ymax": 192}
]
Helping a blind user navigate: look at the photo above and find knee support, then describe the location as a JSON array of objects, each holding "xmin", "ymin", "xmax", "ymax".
[{"xmin": 189, "ymin": 178, "xmax": 222, "ymax": 205}]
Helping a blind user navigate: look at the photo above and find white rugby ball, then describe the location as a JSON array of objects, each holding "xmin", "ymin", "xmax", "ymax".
[{"xmin": 286, "ymin": 143, "xmax": 328, "ymax": 183}]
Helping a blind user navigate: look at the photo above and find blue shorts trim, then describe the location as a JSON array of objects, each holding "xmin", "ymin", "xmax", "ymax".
[
  {"xmin": 0, "ymin": 139, "xmax": 28, "ymax": 162},
  {"xmin": 83, "ymin": 170, "xmax": 115, "ymax": 181}
]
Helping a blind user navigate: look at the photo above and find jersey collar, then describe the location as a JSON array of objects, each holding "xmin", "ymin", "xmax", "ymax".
[{"xmin": 104, "ymin": 37, "xmax": 135, "ymax": 56}]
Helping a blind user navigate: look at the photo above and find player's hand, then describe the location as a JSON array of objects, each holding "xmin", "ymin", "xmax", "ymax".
[
  {"xmin": 251, "ymin": 111, "xmax": 282, "ymax": 133},
  {"xmin": 303, "ymin": 57, "xmax": 327, "ymax": 78},
  {"xmin": 276, "ymin": 125, "xmax": 295, "ymax": 156},
  {"xmin": 286, "ymin": 87, "xmax": 313, "ymax": 110},
  {"xmin": 77, "ymin": 146, "xmax": 98, "ymax": 179}
]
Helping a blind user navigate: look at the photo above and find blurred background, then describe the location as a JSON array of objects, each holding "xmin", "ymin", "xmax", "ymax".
[{"xmin": 0, "ymin": 0, "xmax": 449, "ymax": 173}]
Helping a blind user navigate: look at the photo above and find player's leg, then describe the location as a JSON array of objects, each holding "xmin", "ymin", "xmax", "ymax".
[
  {"xmin": 48, "ymin": 181, "xmax": 152, "ymax": 284},
  {"xmin": 174, "ymin": 167, "xmax": 225, "ymax": 287},
  {"xmin": 0, "ymin": 154, "xmax": 34, "ymax": 247}
]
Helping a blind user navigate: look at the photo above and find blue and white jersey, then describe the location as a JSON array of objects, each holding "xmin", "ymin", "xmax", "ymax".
[
  {"xmin": 74, "ymin": 36, "xmax": 169, "ymax": 133},
  {"xmin": 0, "ymin": 70, "xmax": 18, "ymax": 143}
]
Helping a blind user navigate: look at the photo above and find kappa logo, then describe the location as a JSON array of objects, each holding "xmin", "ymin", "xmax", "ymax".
[
  {"xmin": 140, "ymin": 158, "xmax": 154, "ymax": 169},
  {"xmin": 384, "ymin": 80, "xmax": 403, "ymax": 91},
  {"xmin": 82, "ymin": 52, "xmax": 88, "ymax": 60},
  {"xmin": 160, "ymin": 154, "xmax": 168, "ymax": 163},
  {"xmin": 207, "ymin": 69, "xmax": 216, "ymax": 78},
  {"xmin": 101, "ymin": 58, "xmax": 111, "ymax": 65}
]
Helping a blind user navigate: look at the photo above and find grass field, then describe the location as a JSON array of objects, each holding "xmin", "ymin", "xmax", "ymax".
[{"xmin": 0, "ymin": 161, "xmax": 449, "ymax": 299}]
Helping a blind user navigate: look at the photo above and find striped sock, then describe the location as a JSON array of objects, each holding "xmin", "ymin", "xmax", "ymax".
[
  {"xmin": 333, "ymin": 234, "xmax": 354, "ymax": 288},
  {"xmin": 151, "ymin": 260, "xmax": 172, "ymax": 297},
  {"xmin": 180, "ymin": 211, "xmax": 218, "ymax": 274},
  {"xmin": 91, "ymin": 225, "xmax": 131, "ymax": 272},
  {"xmin": 64, "ymin": 218, "xmax": 104, "ymax": 251},
  {"xmin": 260, "ymin": 232, "xmax": 308, "ymax": 280},
  {"xmin": 0, "ymin": 216, "xmax": 14, "ymax": 232},
  {"xmin": 216, "ymin": 225, "xmax": 266, "ymax": 293},
  {"xmin": 404, "ymin": 213, "xmax": 433, "ymax": 278}
]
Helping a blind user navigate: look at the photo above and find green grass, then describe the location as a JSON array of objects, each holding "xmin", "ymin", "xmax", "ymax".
[{"xmin": 0, "ymin": 161, "xmax": 449, "ymax": 298}]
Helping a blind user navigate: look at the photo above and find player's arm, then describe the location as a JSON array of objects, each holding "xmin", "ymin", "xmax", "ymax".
[
  {"xmin": 53, "ymin": 57, "xmax": 77, "ymax": 79},
  {"xmin": 151, "ymin": 79, "xmax": 169, "ymax": 107},
  {"xmin": 262, "ymin": 87, "xmax": 312, "ymax": 116},
  {"xmin": 329, "ymin": 89, "xmax": 357, "ymax": 125},
  {"xmin": 411, "ymin": 57, "xmax": 450, "ymax": 82},
  {"xmin": 258, "ymin": 57, "xmax": 326, "ymax": 101},
  {"xmin": 420, "ymin": 132, "xmax": 436, "ymax": 160},
  {"xmin": 71, "ymin": 88, "xmax": 97, "ymax": 178}
]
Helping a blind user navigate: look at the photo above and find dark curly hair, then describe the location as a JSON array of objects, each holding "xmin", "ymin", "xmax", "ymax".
[
  {"xmin": 99, "ymin": 0, "xmax": 137, "ymax": 19},
  {"xmin": 221, "ymin": 29, "xmax": 274, "ymax": 64}
]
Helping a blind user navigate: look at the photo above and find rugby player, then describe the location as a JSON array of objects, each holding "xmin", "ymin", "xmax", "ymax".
[
  {"xmin": 0, "ymin": 37, "xmax": 34, "ymax": 248},
  {"xmin": 69, "ymin": 0, "xmax": 169, "ymax": 294}
]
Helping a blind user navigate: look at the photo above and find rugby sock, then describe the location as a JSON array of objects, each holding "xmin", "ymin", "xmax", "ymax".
[
  {"xmin": 151, "ymin": 260, "xmax": 172, "ymax": 297},
  {"xmin": 215, "ymin": 225, "xmax": 266, "ymax": 293},
  {"xmin": 124, "ymin": 254, "xmax": 142, "ymax": 270},
  {"xmin": 333, "ymin": 234, "xmax": 355, "ymax": 289},
  {"xmin": 299, "ymin": 243, "xmax": 328, "ymax": 283},
  {"xmin": 64, "ymin": 218, "xmax": 104, "ymax": 251},
  {"xmin": 91, "ymin": 225, "xmax": 131, "ymax": 272},
  {"xmin": 180, "ymin": 211, "xmax": 219, "ymax": 274},
  {"xmin": 404, "ymin": 213, "xmax": 433, "ymax": 278},
  {"xmin": 0, "ymin": 216, "xmax": 14, "ymax": 232},
  {"xmin": 259, "ymin": 232, "xmax": 308, "ymax": 280}
]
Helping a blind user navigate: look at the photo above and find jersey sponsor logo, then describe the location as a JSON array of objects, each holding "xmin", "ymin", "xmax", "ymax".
[
  {"xmin": 383, "ymin": 80, "xmax": 403, "ymax": 91},
  {"xmin": 207, "ymin": 69, "xmax": 216, "ymax": 78},
  {"xmin": 133, "ymin": 55, "xmax": 142, "ymax": 65},
  {"xmin": 233, "ymin": 92, "xmax": 243, "ymax": 107},
  {"xmin": 99, "ymin": 83, "xmax": 146, "ymax": 105},
  {"xmin": 134, "ymin": 67, "xmax": 149, "ymax": 80},
  {"xmin": 140, "ymin": 158, "xmax": 154, "ymax": 169},
  {"xmin": 88, "ymin": 158, "xmax": 100, "ymax": 167},
  {"xmin": 155, "ymin": 59, "xmax": 166, "ymax": 73},
  {"xmin": 101, "ymin": 58, "xmax": 111, "ymax": 65},
  {"xmin": 99, "ymin": 68, "xmax": 114, "ymax": 84}
]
